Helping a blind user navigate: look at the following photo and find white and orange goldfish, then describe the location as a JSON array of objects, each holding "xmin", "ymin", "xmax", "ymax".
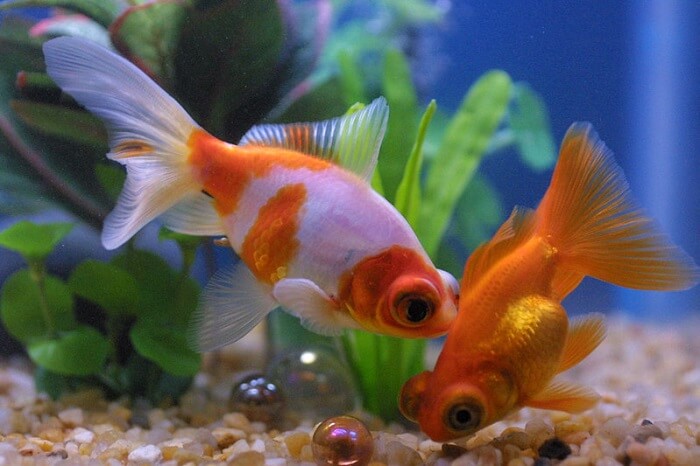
[
  {"xmin": 43, "ymin": 37, "xmax": 458, "ymax": 350},
  {"xmin": 399, "ymin": 123, "xmax": 699, "ymax": 441}
]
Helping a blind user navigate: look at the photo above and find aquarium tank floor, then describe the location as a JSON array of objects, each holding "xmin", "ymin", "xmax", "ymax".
[{"xmin": 0, "ymin": 316, "xmax": 698, "ymax": 465}]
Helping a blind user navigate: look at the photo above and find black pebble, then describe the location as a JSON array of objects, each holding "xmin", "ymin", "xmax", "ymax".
[
  {"xmin": 537, "ymin": 437, "xmax": 572, "ymax": 460},
  {"xmin": 641, "ymin": 419, "xmax": 653, "ymax": 426}
]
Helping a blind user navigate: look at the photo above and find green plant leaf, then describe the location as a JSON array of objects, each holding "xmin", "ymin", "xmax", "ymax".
[
  {"xmin": 0, "ymin": 0, "xmax": 125, "ymax": 27},
  {"xmin": 418, "ymin": 70, "xmax": 512, "ymax": 256},
  {"xmin": 337, "ymin": 50, "xmax": 367, "ymax": 107},
  {"xmin": 68, "ymin": 260, "xmax": 140, "ymax": 317},
  {"xmin": 395, "ymin": 99, "xmax": 436, "ymax": 227},
  {"xmin": 0, "ymin": 270, "xmax": 76, "ymax": 342},
  {"xmin": 111, "ymin": 249, "xmax": 176, "ymax": 317},
  {"xmin": 10, "ymin": 99, "xmax": 108, "ymax": 148},
  {"xmin": 174, "ymin": 0, "xmax": 285, "ymax": 138},
  {"xmin": 510, "ymin": 82, "xmax": 556, "ymax": 171},
  {"xmin": 0, "ymin": 221, "xmax": 73, "ymax": 261},
  {"xmin": 110, "ymin": 1, "xmax": 187, "ymax": 84},
  {"xmin": 130, "ymin": 321, "xmax": 201, "ymax": 376},
  {"xmin": 33, "ymin": 366, "xmax": 90, "ymax": 400},
  {"xmin": 454, "ymin": 175, "xmax": 504, "ymax": 252},
  {"xmin": 27, "ymin": 326, "xmax": 109, "ymax": 375},
  {"xmin": 170, "ymin": 275, "xmax": 200, "ymax": 327},
  {"xmin": 378, "ymin": 49, "xmax": 418, "ymax": 202},
  {"xmin": 94, "ymin": 162, "xmax": 125, "ymax": 202}
]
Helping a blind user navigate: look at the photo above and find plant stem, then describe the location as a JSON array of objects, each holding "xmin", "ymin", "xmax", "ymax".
[{"xmin": 28, "ymin": 259, "xmax": 55, "ymax": 336}]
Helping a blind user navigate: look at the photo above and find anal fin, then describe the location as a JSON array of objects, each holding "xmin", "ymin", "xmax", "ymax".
[
  {"xmin": 558, "ymin": 312, "xmax": 606, "ymax": 373},
  {"xmin": 273, "ymin": 278, "xmax": 360, "ymax": 336},
  {"xmin": 525, "ymin": 379, "xmax": 599, "ymax": 413}
]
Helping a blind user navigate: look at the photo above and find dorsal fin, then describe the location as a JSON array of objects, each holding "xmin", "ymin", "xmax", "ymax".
[
  {"xmin": 462, "ymin": 206, "xmax": 536, "ymax": 291},
  {"xmin": 239, "ymin": 97, "xmax": 389, "ymax": 182}
]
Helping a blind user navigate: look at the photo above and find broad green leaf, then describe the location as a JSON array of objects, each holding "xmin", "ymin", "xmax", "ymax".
[
  {"xmin": 0, "ymin": 0, "xmax": 125, "ymax": 27},
  {"xmin": 94, "ymin": 163, "xmax": 125, "ymax": 202},
  {"xmin": 418, "ymin": 70, "xmax": 512, "ymax": 256},
  {"xmin": 27, "ymin": 326, "xmax": 109, "ymax": 375},
  {"xmin": 175, "ymin": 0, "xmax": 326, "ymax": 138},
  {"xmin": 510, "ymin": 82, "xmax": 556, "ymax": 171},
  {"xmin": 395, "ymin": 99, "xmax": 436, "ymax": 228},
  {"xmin": 110, "ymin": 1, "xmax": 187, "ymax": 84},
  {"xmin": 169, "ymin": 275, "xmax": 200, "ymax": 327},
  {"xmin": 34, "ymin": 366, "xmax": 89, "ymax": 400},
  {"xmin": 11, "ymin": 100, "xmax": 108, "ymax": 148},
  {"xmin": 111, "ymin": 250, "xmax": 176, "ymax": 317},
  {"xmin": 68, "ymin": 260, "xmax": 140, "ymax": 317},
  {"xmin": 0, "ymin": 19, "xmax": 111, "ymax": 228},
  {"xmin": 0, "ymin": 270, "xmax": 76, "ymax": 342},
  {"xmin": 0, "ymin": 221, "xmax": 73, "ymax": 261},
  {"xmin": 130, "ymin": 321, "xmax": 201, "ymax": 376},
  {"xmin": 378, "ymin": 49, "xmax": 418, "ymax": 202}
]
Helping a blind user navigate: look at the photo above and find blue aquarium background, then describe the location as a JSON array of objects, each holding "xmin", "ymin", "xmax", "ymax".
[
  {"xmin": 0, "ymin": 0, "xmax": 698, "ymax": 322},
  {"xmin": 429, "ymin": 1, "xmax": 700, "ymax": 320}
]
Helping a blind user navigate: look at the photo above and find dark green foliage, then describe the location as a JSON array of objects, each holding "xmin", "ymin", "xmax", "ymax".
[
  {"xmin": 0, "ymin": 220, "xmax": 204, "ymax": 402},
  {"xmin": 0, "ymin": 0, "xmax": 328, "ymax": 223}
]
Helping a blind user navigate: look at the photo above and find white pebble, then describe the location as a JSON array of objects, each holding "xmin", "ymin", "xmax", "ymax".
[
  {"xmin": 251, "ymin": 438, "xmax": 266, "ymax": 452},
  {"xmin": 265, "ymin": 459, "xmax": 287, "ymax": 466},
  {"xmin": 71, "ymin": 427, "xmax": 95, "ymax": 444},
  {"xmin": 58, "ymin": 407, "xmax": 84, "ymax": 426},
  {"xmin": 127, "ymin": 444, "xmax": 163, "ymax": 463}
]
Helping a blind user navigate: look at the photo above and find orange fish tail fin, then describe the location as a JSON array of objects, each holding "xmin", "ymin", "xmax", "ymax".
[
  {"xmin": 536, "ymin": 123, "xmax": 699, "ymax": 292},
  {"xmin": 44, "ymin": 37, "xmax": 208, "ymax": 250}
]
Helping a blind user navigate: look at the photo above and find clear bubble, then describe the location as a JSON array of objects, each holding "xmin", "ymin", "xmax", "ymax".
[
  {"xmin": 266, "ymin": 346, "xmax": 358, "ymax": 422},
  {"xmin": 312, "ymin": 415, "xmax": 374, "ymax": 466}
]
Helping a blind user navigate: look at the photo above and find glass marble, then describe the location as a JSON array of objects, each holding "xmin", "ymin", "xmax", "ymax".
[
  {"xmin": 312, "ymin": 415, "xmax": 374, "ymax": 466},
  {"xmin": 229, "ymin": 373, "xmax": 284, "ymax": 423},
  {"xmin": 266, "ymin": 346, "xmax": 358, "ymax": 421}
]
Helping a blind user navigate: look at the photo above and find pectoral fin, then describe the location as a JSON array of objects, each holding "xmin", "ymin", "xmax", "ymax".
[
  {"xmin": 189, "ymin": 262, "xmax": 277, "ymax": 352},
  {"xmin": 558, "ymin": 312, "xmax": 606, "ymax": 373},
  {"xmin": 525, "ymin": 379, "xmax": 599, "ymax": 413},
  {"xmin": 273, "ymin": 278, "xmax": 360, "ymax": 336}
]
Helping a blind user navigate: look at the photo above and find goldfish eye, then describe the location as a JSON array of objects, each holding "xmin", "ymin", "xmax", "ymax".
[
  {"xmin": 445, "ymin": 400, "xmax": 483, "ymax": 433},
  {"xmin": 393, "ymin": 295, "xmax": 434, "ymax": 326}
]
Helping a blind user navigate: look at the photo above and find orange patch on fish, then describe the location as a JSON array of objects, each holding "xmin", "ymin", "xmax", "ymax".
[
  {"xmin": 240, "ymin": 183, "xmax": 307, "ymax": 284},
  {"xmin": 187, "ymin": 129, "xmax": 331, "ymax": 216}
]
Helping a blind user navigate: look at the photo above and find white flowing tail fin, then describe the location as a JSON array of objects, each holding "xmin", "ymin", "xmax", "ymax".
[{"xmin": 43, "ymin": 36, "xmax": 202, "ymax": 249}]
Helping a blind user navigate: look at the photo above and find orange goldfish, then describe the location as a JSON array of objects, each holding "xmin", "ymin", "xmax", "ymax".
[
  {"xmin": 42, "ymin": 37, "xmax": 458, "ymax": 350},
  {"xmin": 399, "ymin": 123, "xmax": 699, "ymax": 441}
]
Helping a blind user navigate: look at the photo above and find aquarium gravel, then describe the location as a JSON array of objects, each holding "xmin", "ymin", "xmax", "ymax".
[{"xmin": 0, "ymin": 316, "xmax": 698, "ymax": 465}]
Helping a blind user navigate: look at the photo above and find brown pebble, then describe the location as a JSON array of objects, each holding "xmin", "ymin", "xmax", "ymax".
[
  {"xmin": 229, "ymin": 450, "xmax": 265, "ymax": 466},
  {"xmin": 631, "ymin": 423, "xmax": 664, "ymax": 443},
  {"xmin": 442, "ymin": 443, "xmax": 468, "ymax": 458},
  {"xmin": 499, "ymin": 428, "xmax": 533, "ymax": 450},
  {"xmin": 284, "ymin": 431, "xmax": 311, "ymax": 459}
]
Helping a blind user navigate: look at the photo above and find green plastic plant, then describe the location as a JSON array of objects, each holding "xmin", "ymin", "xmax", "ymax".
[
  {"xmin": 0, "ymin": 220, "xmax": 204, "ymax": 402},
  {"xmin": 0, "ymin": 0, "xmax": 328, "ymax": 225}
]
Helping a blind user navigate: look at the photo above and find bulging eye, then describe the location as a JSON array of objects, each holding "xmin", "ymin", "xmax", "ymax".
[
  {"xmin": 394, "ymin": 294, "xmax": 434, "ymax": 325},
  {"xmin": 445, "ymin": 400, "xmax": 483, "ymax": 433}
]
